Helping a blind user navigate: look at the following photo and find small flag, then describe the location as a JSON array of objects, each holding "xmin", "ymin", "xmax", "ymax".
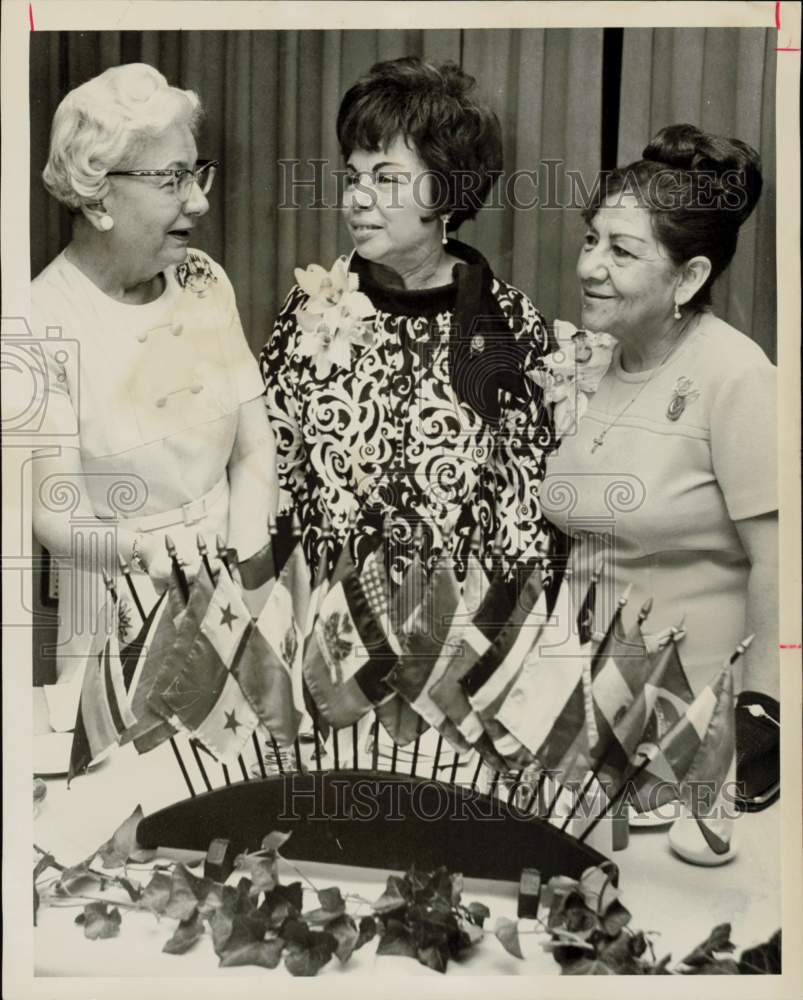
[
  {"xmin": 428, "ymin": 569, "xmax": 514, "ymax": 746},
  {"xmin": 384, "ymin": 547, "xmax": 462, "ymax": 743},
  {"xmin": 623, "ymin": 663, "xmax": 735, "ymax": 834},
  {"xmin": 494, "ymin": 570, "xmax": 584, "ymax": 759},
  {"xmin": 462, "ymin": 562, "xmax": 547, "ymax": 765},
  {"xmin": 68, "ymin": 600, "xmax": 138, "ymax": 782},
  {"xmin": 237, "ymin": 539, "xmax": 276, "ymax": 617},
  {"xmin": 159, "ymin": 570, "xmax": 259, "ymax": 761},
  {"xmin": 302, "ymin": 541, "xmax": 398, "ymax": 728},
  {"xmin": 233, "ymin": 546, "xmax": 307, "ymax": 747}
]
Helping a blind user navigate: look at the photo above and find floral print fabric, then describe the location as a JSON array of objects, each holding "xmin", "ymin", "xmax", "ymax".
[{"xmin": 260, "ymin": 250, "xmax": 555, "ymax": 587}]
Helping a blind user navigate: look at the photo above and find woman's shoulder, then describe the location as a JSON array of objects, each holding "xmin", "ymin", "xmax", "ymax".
[
  {"xmin": 490, "ymin": 276, "xmax": 547, "ymax": 336},
  {"xmin": 693, "ymin": 313, "xmax": 775, "ymax": 375}
]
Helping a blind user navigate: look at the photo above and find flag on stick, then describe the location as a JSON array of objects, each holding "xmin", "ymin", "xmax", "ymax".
[
  {"xmin": 302, "ymin": 540, "xmax": 398, "ymax": 728},
  {"xmin": 158, "ymin": 569, "xmax": 259, "ymax": 761}
]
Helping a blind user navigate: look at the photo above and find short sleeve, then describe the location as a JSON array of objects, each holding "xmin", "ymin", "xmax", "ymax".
[
  {"xmin": 208, "ymin": 258, "xmax": 264, "ymax": 405},
  {"xmin": 710, "ymin": 358, "xmax": 777, "ymax": 520}
]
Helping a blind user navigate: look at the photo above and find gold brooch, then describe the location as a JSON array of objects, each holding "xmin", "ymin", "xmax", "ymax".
[{"xmin": 667, "ymin": 376, "xmax": 699, "ymax": 421}]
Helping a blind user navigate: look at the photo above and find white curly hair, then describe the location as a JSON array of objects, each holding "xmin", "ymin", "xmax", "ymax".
[{"xmin": 42, "ymin": 63, "xmax": 202, "ymax": 210}]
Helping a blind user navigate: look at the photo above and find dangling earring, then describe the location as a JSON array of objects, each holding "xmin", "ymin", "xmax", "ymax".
[
  {"xmin": 440, "ymin": 214, "xmax": 450, "ymax": 246},
  {"xmin": 673, "ymin": 298, "xmax": 682, "ymax": 321},
  {"xmin": 98, "ymin": 215, "xmax": 114, "ymax": 232}
]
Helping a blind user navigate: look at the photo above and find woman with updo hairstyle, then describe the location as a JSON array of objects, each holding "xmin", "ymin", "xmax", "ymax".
[
  {"xmin": 31, "ymin": 63, "xmax": 277, "ymax": 731},
  {"xmin": 261, "ymin": 56, "xmax": 554, "ymax": 587},
  {"xmin": 542, "ymin": 124, "xmax": 778, "ymax": 822}
]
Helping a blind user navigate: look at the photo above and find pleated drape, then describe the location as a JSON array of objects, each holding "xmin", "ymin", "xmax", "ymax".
[
  {"xmin": 618, "ymin": 28, "xmax": 777, "ymax": 360},
  {"xmin": 30, "ymin": 28, "xmax": 775, "ymax": 358}
]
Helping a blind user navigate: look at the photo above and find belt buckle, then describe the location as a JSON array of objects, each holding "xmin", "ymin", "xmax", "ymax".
[{"xmin": 182, "ymin": 496, "xmax": 207, "ymax": 527}]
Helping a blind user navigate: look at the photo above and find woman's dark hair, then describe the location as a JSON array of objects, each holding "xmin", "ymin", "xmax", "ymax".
[
  {"xmin": 582, "ymin": 124, "xmax": 763, "ymax": 309},
  {"xmin": 336, "ymin": 56, "xmax": 503, "ymax": 231}
]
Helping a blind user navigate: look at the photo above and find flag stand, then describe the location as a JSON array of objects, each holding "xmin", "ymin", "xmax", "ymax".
[{"xmin": 135, "ymin": 766, "xmax": 615, "ymax": 884}]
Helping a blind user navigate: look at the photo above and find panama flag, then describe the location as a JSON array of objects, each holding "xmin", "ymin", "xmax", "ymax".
[
  {"xmin": 159, "ymin": 570, "xmax": 259, "ymax": 762},
  {"xmin": 237, "ymin": 538, "xmax": 276, "ymax": 618},
  {"xmin": 302, "ymin": 541, "xmax": 398, "ymax": 728}
]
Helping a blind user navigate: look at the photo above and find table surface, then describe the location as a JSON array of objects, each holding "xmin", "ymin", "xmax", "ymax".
[{"xmin": 33, "ymin": 740, "xmax": 781, "ymax": 978}]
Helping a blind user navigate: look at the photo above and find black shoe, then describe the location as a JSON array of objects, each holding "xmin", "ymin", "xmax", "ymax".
[{"xmin": 735, "ymin": 691, "xmax": 780, "ymax": 813}]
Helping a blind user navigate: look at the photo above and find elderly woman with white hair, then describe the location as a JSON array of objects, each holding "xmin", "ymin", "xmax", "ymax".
[{"xmin": 31, "ymin": 63, "xmax": 276, "ymax": 726}]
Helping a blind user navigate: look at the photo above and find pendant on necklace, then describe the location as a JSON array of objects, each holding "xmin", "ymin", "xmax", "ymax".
[{"xmin": 591, "ymin": 434, "xmax": 605, "ymax": 453}]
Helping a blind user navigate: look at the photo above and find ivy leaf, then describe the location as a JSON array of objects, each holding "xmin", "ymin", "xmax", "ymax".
[
  {"xmin": 139, "ymin": 871, "xmax": 173, "ymax": 916},
  {"xmin": 219, "ymin": 939, "xmax": 284, "ymax": 969},
  {"xmin": 739, "ymin": 929, "xmax": 781, "ymax": 975},
  {"xmin": 494, "ymin": 916, "xmax": 524, "ymax": 960},
  {"xmin": 560, "ymin": 956, "xmax": 616, "ymax": 975},
  {"xmin": 163, "ymin": 909, "xmax": 204, "ymax": 954},
  {"xmin": 416, "ymin": 942, "xmax": 449, "ymax": 973},
  {"xmin": 682, "ymin": 957, "xmax": 741, "ymax": 975},
  {"xmin": 465, "ymin": 901, "xmax": 490, "ymax": 928},
  {"xmin": 75, "ymin": 901, "xmax": 122, "ymax": 939},
  {"xmin": 33, "ymin": 851, "xmax": 58, "ymax": 882},
  {"xmin": 327, "ymin": 913, "xmax": 360, "ymax": 963},
  {"xmin": 97, "ymin": 805, "xmax": 156, "ymax": 868},
  {"xmin": 355, "ymin": 915, "xmax": 377, "ymax": 950},
  {"xmin": 596, "ymin": 931, "xmax": 644, "ymax": 974},
  {"xmin": 281, "ymin": 918, "xmax": 336, "ymax": 976},
  {"xmin": 376, "ymin": 918, "xmax": 417, "ymax": 959},
  {"xmin": 373, "ymin": 876, "xmax": 410, "ymax": 915},
  {"xmin": 209, "ymin": 881, "xmax": 271, "ymax": 957},
  {"xmin": 681, "ymin": 922, "xmax": 735, "ymax": 967},
  {"xmin": 56, "ymin": 858, "xmax": 98, "ymax": 897},
  {"xmin": 260, "ymin": 882, "xmax": 304, "ymax": 928},
  {"xmin": 235, "ymin": 854, "xmax": 278, "ymax": 896},
  {"xmin": 261, "ymin": 831, "xmax": 292, "ymax": 853},
  {"xmin": 117, "ymin": 877, "xmax": 142, "ymax": 903},
  {"xmin": 165, "ymin": 864, "xmax": 215, "ymax": 921},
  {"xmin": 600, "ymin": 899, "xmax": 632, "ymax": 937},
  {"xmin": 304, "ymin": 886, "xmax": 346, "ymax": 925}
]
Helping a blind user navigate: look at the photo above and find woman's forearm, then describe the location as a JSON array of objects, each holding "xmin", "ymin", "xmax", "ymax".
[
  {"xmin": 741, "ymin": 557, "xmax": 780, "ymax": 700},
  {"xmin": 227, "ymin": 438, "xmax": 278, "ymax": 559}
]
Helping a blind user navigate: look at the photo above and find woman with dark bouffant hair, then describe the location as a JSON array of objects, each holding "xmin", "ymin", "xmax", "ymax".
[
  {"xmin": 261, "ymin": 56, "xmax": 554, "ymax": 586},
  {"xmin": 542, "ymin": 124, "xmax": 778, "ymax": 828}
]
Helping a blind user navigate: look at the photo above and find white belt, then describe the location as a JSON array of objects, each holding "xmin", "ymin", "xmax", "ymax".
[{"xmin": 126, "ymin": 475, "xmax": 228, "ymax": 533}]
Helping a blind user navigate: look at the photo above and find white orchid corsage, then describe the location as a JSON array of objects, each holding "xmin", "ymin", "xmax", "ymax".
[
  {"xmin": 175, "ymin": 251, "xmax": 218, "ymax": 296},
  {"xmin": 531, "ymin": 320, "xmax": 615, "ymax": 438},
  {"xmin": 292, "ymin": 258, "xmax": 376, "ymax": 378}
]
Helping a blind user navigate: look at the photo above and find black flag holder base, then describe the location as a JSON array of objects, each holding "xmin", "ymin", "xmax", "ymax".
[{"xmin": 136, "ymin": 769, "xmax": 615, "ymax": 884}]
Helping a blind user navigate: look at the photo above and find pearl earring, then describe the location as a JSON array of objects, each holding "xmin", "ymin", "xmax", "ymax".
[
  {"xmin": 673, "ymin": 299, "xmax": 682, "ymax": 321},
  {"xmin": 99, "ymin": 215, "xmax": 114, "ymax": 232},
  {"xmin": 440, "ymin": 215, "xmax": 450, "ymax": 246}
]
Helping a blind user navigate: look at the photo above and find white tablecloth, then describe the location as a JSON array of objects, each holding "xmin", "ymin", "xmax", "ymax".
[{"xmin": 33, "ymin": 741, "xmax": 781, "ymax": 978}]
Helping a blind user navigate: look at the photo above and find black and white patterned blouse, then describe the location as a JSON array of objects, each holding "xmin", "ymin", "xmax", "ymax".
[{"xmin": 260, "ymin": 240, "xmax": 555, "ymax": 587}]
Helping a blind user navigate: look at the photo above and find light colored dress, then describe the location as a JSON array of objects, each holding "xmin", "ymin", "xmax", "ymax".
[
  {"xmin": 31, "ymin": 249, "xmax": 263, "ymax": 722},
  {"xmin": 541, "ymin": 314, "xmax": 777, "ymax": 694}
]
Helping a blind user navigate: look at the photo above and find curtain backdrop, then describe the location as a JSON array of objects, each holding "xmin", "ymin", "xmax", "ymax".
[
  {"xmin": 30, "ymin": 27, "xmax": 775, "ymax": 355},
  {"xmin": 618, "ymin": 28, "xmax": 777, "ymax": 360}
]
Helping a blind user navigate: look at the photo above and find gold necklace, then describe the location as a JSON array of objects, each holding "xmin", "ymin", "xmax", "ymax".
[{"xmin": 590, "ymin": 318, "xmax": 697, "ymax": 454}]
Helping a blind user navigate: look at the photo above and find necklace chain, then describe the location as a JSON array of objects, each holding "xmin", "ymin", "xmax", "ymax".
[{"xmin": 590, "ymin": 317, "xmax": 697, "ymax": 453}]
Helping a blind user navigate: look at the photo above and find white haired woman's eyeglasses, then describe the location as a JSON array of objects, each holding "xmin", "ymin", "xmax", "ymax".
[{"xmin": 107, "ymin": 158, "xmax": 218, "ymax": 202}]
